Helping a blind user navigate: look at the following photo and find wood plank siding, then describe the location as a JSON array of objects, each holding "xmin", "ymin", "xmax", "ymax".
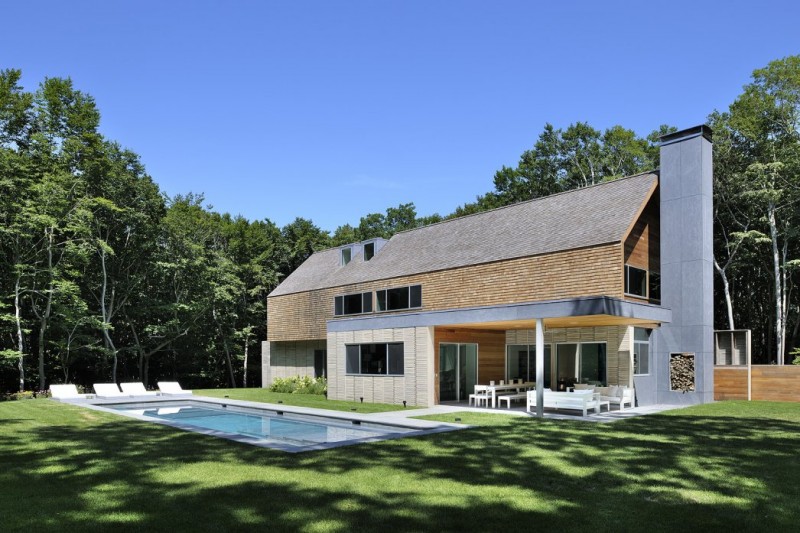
[
  {"xmin": 433, "ymin": 327, "xmax": 506, "ymax": 404},
  {"xmin": 715, "ymin": 365, "xmax": 800, "ymax": 402},
  {"xmin": 623, "ymin": 194, "xmax": 660, "ymax": 304},
  {"xmin": 268, "ymin": 243, "xmax": 624, "ymax": 341}
]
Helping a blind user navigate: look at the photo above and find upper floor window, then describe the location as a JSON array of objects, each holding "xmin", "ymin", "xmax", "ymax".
[
  {"xmin": 624, "ymin": 265, "xmax": 661, "ymax": 301},
  {"xmin": 624, "ymin": 265, "xmax": 647, "ymax": 298},
  {"xmin": 341, "ymin": 247, "xmax": 352, "ymax": 266},
  {"xmin": 363, "ymin": 242, "xmax": 375, "ymax": 261},
  {"xmin": 334, "ymin": 291, "xmax": 372, "ymax": 316},
  {"xmin": 376, "ymin": 284, "xmax": 422, "ymax": 312}
]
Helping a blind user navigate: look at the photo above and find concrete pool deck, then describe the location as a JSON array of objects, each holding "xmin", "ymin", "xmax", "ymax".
[{"xmin": 56, "ymin": 395, "xmax": 683, "ymax": 452}]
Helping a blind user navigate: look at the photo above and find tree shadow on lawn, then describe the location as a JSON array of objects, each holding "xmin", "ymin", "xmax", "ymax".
[{"xmin": 1, "ymin": 404, "xmax": 798, "ymax": 532}]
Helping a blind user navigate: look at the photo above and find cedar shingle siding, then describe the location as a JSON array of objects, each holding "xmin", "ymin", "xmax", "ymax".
[{"xmin": 268, "ymin": 243, "xmax": 624, "ymax": 341}]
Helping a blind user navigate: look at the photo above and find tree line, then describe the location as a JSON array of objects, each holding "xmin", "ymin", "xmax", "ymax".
[{"xmin": 1, "ymin": 56, "xmax": 798, "ymax": 393}]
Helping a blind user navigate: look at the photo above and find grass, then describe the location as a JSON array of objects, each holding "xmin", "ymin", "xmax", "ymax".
[
  {"xmin": 1, "ymin": 398, "xmax": 799, "ymax": 532},
  {"xmin": 197, "ymin": 388, "xmax": 413, "ymax": 413}
]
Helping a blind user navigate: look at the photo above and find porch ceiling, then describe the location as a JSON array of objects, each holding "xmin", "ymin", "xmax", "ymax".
[
  {"xmin": 327, "ymin": 296, "xmax": 671, "ymax": 333},
  {"xmin": 443, "ymin": 314, "xmax": 660, "ymax": 331}
]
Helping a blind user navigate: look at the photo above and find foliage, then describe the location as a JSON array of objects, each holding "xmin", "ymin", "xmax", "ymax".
[
  {"xmin": 710, "ymin": 55, "xmax": 800, "ymax": 363},
  {"xmin": 0, "ymin": 71, "xmax": 321, "ymax": 392},
  {"xmin": 268, "ymin": 375, "xmax": 327, "ymax": 395},
  {"xmin": 1, "ymin": 389, "xmax": 48, "ymax": 401}
]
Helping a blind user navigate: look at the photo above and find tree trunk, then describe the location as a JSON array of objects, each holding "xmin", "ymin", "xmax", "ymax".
[
  {"xmin": 99, "ymin": 247, "xmax": 119, "ymax": 380},
  {"xmin": 242, "ymin": 335, "xmax": 250, "ymax": 388},
  {"xmin": 37, "ymin": 227, "xmax": 55, "ymax": 390},
  {"xmin": 768, "ymin": 204, "xmax": 784, "ymax": 365},
  {"xmin": 213, "ymin": 307, "xmax": 237, "ymax": 388},
  {"xmin": 14, "ymin": 274, "xmax": 25, "ymax": 392},
  {"xmin": 714, "ymin": 258, "xmax": 735, "ymax": 330}
]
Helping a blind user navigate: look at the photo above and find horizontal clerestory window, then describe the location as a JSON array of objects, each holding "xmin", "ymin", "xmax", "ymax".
[
  {"xmin": 334, "ymin": 292, "xmax": 373, "ymax": 316},
  {"xmin": 376, "ymin": 284, "xmax": 422, "ymax": 312},
  {"xmin": 346, "ymin": 343, "xmax": 404, "ymax": 375}
]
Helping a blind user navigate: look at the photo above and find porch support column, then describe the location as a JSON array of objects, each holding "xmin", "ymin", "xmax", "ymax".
[{"xmin": 535, "ymin": 318, "xmax": 545, "ymax": 418}]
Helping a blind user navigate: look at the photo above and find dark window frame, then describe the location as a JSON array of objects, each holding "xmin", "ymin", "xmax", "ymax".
[
  {"xmin": 363, "ymin": 242, "xmax": 375, "ymax": 261},
  {"xmin": 345, "ymin": 343, "xmax": 404, "ymax": 376},
  {"xmin": 334, "ymin": 291, "xmax": 372, "ymax": 316},
  {"xmin": 376, "ymin": 284, "xmax": 422, "ymax": 312},
  {"xmin": 624, "ymin": 265, "xmax": 648, "ymax": 298}
]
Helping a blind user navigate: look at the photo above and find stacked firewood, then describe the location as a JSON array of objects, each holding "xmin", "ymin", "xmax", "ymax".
[{"xmin": 670, "ymin": 353, "xmax": 696, "ymax": 392}]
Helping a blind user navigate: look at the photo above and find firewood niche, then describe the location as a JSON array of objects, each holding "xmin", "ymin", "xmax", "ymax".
[{"xmin": 670, "ymin": 353, "xmax": 696, "ymax": 392}]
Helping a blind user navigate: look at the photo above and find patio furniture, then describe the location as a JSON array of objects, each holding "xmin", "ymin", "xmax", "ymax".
[
  {"xmin": 49, "ymin": 384, "xmax": 92, "ymax": 400},
  {"xmin": 595, "ymin": 386, "xmax": 634, "ymax": 410},
  {"xmin": 93, "ymin": 383, "xmax": 129, "ymax": 398},
  {"xmin": 120, "ymin": 382, "xmax": 159, "ymax": 397},
  {"xmin": 469, "ymin": 385, "xmax": 491, "ymax": 407},
  {"xmin": 498, "ymin": 392, "xmax": 528, "ymax": 408},
  {"xmin": 486, "ymin": 382, "xmax": 534, "ymax": 407},
  {"xmin": 157, "ymin": 381, "xmax": 193, "ymax": 396},
  {"xmin": 526, "ymin": 389, "xmax": 600, "ymax": 416}
]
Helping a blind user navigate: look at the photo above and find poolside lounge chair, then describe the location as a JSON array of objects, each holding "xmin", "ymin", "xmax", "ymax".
[
  {"xmin": 93, "ymin": 383, "xmax": 129, "ymax": 399},
  {"xmin": 120, "ymin": 382, "xmax": 159, "ymax": 397},
  {"xmin": 49, "ymin": 384, "xmax": 92, "ymax": 400},
  {"xmin": 157, "ymin": 381, "xmax": 193, "ymax": 396}
]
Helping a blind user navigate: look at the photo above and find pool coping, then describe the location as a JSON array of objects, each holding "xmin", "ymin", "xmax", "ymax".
[{"xmin": 60, "ymin": 395, "xmax": 466, "ymax": 453}]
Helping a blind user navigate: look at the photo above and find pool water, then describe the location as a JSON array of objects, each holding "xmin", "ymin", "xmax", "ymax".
[{"xmin": 109, "ymin": 402, "xmax": 411, "ymax": 449}]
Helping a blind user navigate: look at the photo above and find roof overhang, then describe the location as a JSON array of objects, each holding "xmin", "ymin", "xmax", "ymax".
[{"xmin": 327, "ymin": 296, "xmax": 671, "ymax": 333}]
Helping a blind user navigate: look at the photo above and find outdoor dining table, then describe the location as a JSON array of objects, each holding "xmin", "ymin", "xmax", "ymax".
[{"xmin": 484, "ymin": 381, "xmax": 535, "ymax": 408}]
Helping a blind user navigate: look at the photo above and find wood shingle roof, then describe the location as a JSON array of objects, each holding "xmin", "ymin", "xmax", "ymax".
[{"xmin": 270, "ymin": 172, "xmax": 658, "ymax": 296}]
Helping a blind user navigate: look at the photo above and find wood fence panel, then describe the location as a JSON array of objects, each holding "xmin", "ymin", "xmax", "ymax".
[{"xmin": 714, "ymin": 365, "xmax": 800, "ymax": 402}]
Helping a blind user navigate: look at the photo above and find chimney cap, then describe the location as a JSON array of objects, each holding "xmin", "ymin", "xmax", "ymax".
[{"xmin": 659, "ymin": 124, "xmax": 713, "ymax": 145}]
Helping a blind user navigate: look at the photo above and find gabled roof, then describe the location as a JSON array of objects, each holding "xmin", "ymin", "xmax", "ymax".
[{"xmin": 270, "ymin": 172, "xmax": 658, "ymax": 297}]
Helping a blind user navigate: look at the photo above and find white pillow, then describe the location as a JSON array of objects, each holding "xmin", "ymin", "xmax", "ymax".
[{"xmin": 610, "ymin": 386, "xmax": 621, "ymax": 397}]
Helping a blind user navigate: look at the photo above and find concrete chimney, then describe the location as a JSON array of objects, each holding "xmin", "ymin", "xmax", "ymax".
[{"xmin": 640, "ymin": 125, "xmax": 714, "ymax": 405}]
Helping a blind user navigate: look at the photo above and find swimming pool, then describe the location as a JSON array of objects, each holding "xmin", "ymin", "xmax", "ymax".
[{"xmin": 101, "ymin": 400, "xmax": 449, "ymax": 452}]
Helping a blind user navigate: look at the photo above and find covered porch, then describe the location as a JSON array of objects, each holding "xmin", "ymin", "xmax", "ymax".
[{"xmin": 328, "ymin": 295, "xmax": 670, "ymax": 413}]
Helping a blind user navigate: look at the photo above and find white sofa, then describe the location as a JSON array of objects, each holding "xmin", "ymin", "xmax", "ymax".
[
  {"xmin": 527, "ymin": 389, "xmax": 600, "ymax": 416},
  {"xmin": 595, "ymin": 386, "xmax": 634, "ymax": 410}
]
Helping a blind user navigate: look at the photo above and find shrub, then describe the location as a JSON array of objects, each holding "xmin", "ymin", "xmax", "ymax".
[
  {"xmin": 269, "ymin": 375, "xmax": 327, "ymax": 395},
  {"xmin": 2, "ymin": 390, "xmax": 50, "ymax": 401}
]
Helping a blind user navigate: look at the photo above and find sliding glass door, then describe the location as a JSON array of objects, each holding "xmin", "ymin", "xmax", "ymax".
[
  {"xmin": 506, "ymin": 344, "xmax": 551, "ymax": 387},
  {"xmin": 556, "ymin": 342, "xmax": 607, "ymax": 389},
  {"xmin": 439, "ymin": 343, "xmax": 478, "ymax": 402}
]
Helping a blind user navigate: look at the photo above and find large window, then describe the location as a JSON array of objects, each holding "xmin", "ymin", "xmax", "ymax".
[
  {"xmin": 376, "ymin": 285, "xmax": 422, "ymax": 312},
  {"xmin": 345, "ymin": 343, "xmax": 404, "ymax": 375},
  {"xmin": 334, "ymin": 292, "xmax": 372, "ymax": 316},
  {"xmin": 625, "ymin": 265, "xmax": 660, "ymax": 301},
  {"xmin": 624, "ymin": 265, "xmax": 647, "ymax": 297},
  {"xmin": 633, "ymin": 328, "xmax": 650, "ymax": 375}
]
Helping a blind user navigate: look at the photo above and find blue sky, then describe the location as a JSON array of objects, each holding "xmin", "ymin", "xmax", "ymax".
[{"xmin": 2, "ymin": 1, "xmax": 799, "ymax": 231}]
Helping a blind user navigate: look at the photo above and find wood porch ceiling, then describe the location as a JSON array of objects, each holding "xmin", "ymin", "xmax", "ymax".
[{"xmin": 443, "ymin": 314, "xmax": 660, "ymax": 331}]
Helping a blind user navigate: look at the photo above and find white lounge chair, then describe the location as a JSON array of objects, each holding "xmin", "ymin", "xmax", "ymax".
[
  {"xmin": 49, "ymin": 384, "xmax": 92, "ymax": 400},
  {"xmin": 120, "ymin": 382, "xmax": 159, "ymax": 397},
  {"xmin": 93, "ymin": 383, "xmax": 129, "ymax": 398},
  {"xmin": 157, "ymin": 381, "xmax": 193, "ymax": 396}
]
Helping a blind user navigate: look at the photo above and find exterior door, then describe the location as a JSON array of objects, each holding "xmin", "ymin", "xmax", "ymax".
[{"xmin": 439, "ymin": 343, "xmax": 478, "ymax": 402}]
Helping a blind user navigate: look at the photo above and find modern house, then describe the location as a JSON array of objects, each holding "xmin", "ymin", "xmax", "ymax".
[{"xmin": 262, "ymin": 125, "xmax": 714, "ymax": 408}]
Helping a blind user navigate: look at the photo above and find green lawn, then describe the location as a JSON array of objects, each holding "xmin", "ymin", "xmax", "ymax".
[
  {"xmin": 198, "ymin": 388, "xmax": 414, "ymax": 413},
  {"xmin": 1, "ymin": 399, "xmax": 799, "ymax": 532}
]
